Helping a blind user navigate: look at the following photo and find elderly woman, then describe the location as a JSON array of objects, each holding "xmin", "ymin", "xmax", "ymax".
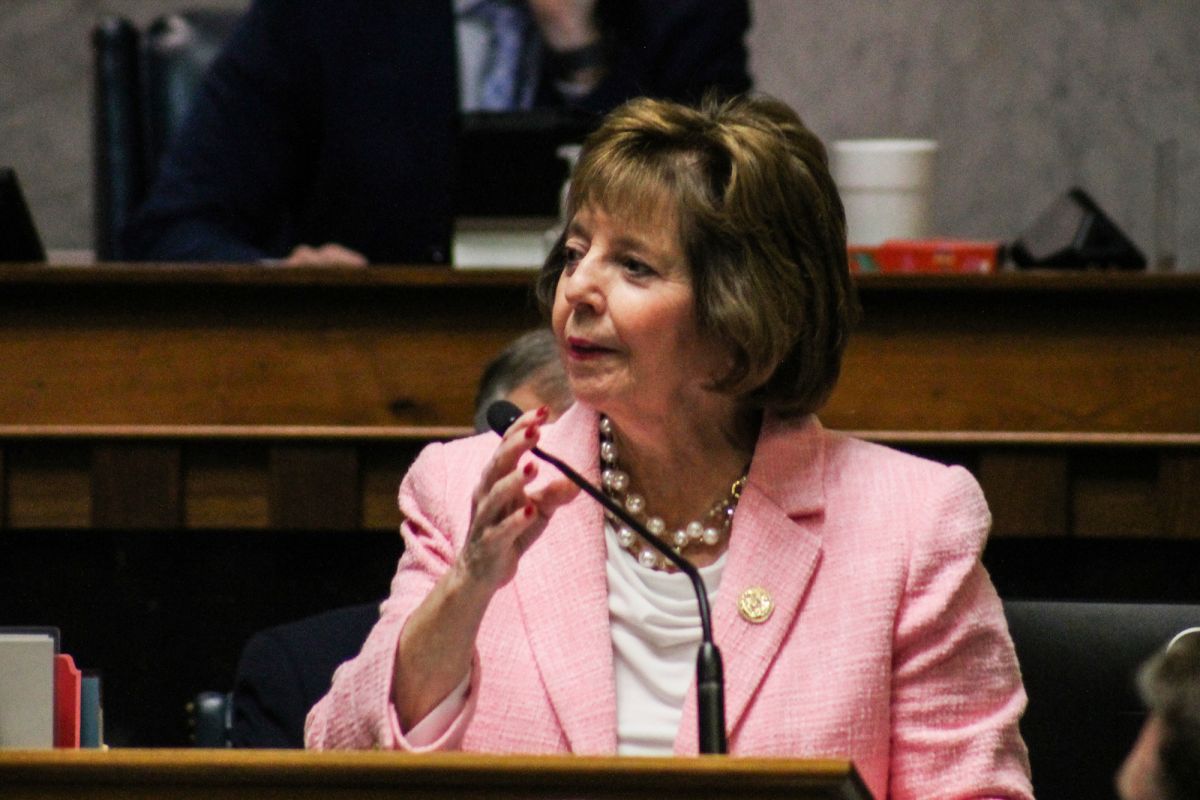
[{"xmin": 306, "ymin": 94, "xmax": 1032, "ymax": 800}]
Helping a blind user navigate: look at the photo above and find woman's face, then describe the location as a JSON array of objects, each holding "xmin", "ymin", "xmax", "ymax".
[{"xmin": 551, "ymin": 203, "xmax": 726, "ymax": 425}]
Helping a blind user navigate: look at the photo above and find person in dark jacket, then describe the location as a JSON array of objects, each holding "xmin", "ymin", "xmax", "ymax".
[{"xmin": 123, "ymin": 0, "xmax": 751, "ymax": 265}]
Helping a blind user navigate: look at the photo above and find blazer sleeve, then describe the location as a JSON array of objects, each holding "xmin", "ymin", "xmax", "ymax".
[
  {"xmin": 304, "ymin": 442, "xmax": 483, "ymax": 750},
  {"xmin": 888, "ymin": 466, "xmax": 1034, "ymax": 800}
]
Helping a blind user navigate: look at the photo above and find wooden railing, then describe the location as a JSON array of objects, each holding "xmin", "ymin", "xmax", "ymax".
[
  {"xmin": 1, "ymin": 425, "xmax": 1196, "ymax": 538},
  {"xmin": 3, "ymin": 265, "xmax": 1198, "ymax": 433}
]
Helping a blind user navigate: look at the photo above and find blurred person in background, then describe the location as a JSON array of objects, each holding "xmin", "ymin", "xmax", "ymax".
[
  {"xmin": 1117, "ymin": 629, "xmax": 1200, "ymax": 800},
  {"xmin": 473, "ymin": 328, "xmax": 572, "ymax": 432},
  {"xmin": 123, "ymin": 0, "xmax": 751, "ymax": 265}
]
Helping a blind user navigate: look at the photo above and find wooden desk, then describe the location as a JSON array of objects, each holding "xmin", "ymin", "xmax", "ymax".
[
  {"xmin": 0, "ymin": 750, "xmax": 869, "ymax": 800},
  {"xmin": 0, "ymin": 264, "xmax": 540, "ymax": 428},
  {"xmin": 2, "ymin": 265, "xmax": 1197, "ymax": 432}
]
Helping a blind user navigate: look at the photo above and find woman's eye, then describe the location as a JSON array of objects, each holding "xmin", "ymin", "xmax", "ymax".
[
  {"xmin": 622, "ymin": 258, "xmax": 654, "ymax": 277},
  {"xmin": 563, "ymin": 245, "xmax": 583, "ymax": 265}
]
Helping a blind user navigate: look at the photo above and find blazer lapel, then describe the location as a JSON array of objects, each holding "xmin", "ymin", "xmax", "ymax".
[
  {"xmin": 512, "ymin": 405, "xmax": 617, "ymax": 754},
  {"xmin": 675, "ymin": 415, "xmax": 827, "ymax": 753}
]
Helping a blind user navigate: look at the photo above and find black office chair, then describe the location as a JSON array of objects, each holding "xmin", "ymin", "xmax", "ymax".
[
  {"xmin": 92, "ymin": 10, "xmax": 241, "ymax": 260},
  {"xmin": 188, "ymin": 690, "xmax": 233, "ymax": 748},
  {"xmin": 1003, "ymin": 600, "xmax": 1200, "ymax": 800}
]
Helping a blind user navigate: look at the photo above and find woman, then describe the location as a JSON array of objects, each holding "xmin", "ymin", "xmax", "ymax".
[{"xmin": 306, "ymin": 94, "xmax": 1032, "ymax": 800}]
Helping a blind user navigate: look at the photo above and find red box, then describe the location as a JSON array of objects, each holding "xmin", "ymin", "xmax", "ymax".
[{"xmin": 849, "ymin": 239, "xmax": 1001, "ymax": 274}]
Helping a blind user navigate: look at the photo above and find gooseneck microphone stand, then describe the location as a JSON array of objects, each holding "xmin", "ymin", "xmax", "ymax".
[{"xmin": 487, "ymin": 401, "xmax": 727, "ymax": 754}]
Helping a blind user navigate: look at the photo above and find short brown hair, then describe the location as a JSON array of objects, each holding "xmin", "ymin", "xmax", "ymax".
[{"xmin": 536, "ymin": 93, "xmax": 859, "ymax": 417}]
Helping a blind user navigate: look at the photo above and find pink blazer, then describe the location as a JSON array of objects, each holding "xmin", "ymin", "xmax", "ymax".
[{"xmin": 307, "ymin": 404, "xmax": 1033, "ymax": 800}]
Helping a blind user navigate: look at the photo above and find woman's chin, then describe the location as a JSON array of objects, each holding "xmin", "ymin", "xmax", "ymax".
[{"xmin": 568, "ymin": 384, "xmax": 626, "ymax": 418}]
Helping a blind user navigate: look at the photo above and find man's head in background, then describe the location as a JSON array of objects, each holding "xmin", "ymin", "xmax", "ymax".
[{"xmin": 474, "ymin": 328, "xmax": 572, "ymax": 432}]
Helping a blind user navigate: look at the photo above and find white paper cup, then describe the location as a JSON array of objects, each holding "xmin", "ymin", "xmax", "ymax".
[{"xmin": 832, "ymin": 139, "xmax": 937, "ymax": 246}]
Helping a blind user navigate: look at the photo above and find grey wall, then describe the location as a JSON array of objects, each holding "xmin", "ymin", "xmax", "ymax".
[
  {"xmin": 751, "ymin": 0, "xmax": 1199, "ymax": 270},
  {"xmin": 2, "ymin": 0, "xmax": 1196, "ymax": 268},
  {"xmin": 0, "ymin": 0, "xmax": 248, "ymax": 257}
]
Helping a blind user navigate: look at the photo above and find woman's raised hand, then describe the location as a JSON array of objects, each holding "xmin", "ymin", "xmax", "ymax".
[{"xmin": 461, "ymin": 405, "xmax": 579, "ymax": 591}]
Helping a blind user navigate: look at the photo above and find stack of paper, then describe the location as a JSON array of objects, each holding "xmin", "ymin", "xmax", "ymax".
[
  {"xmin": 452, "ymin": 216, "xmax": 558, "ymax": 269},
  {"xmin": 0, "ymin": 628, "xmax": 101, "ymax": 749},
  {"xmin": 0, "ymin": 630, "xmax": 55, "ymax": 748}
]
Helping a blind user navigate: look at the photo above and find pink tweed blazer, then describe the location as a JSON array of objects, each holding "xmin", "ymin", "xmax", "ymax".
[{"xmin": 306, "ymin": 403, "xmax": 1033, "ymax": 800}]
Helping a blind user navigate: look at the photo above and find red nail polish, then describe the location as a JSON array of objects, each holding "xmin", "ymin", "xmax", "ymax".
[
  {"xmin": 523, "ymin": 462, "xmax": 535, "ymax": 477},
  {"xmin": 536, "ymin": 405, "xmax": 550, "ymax": 420},
  {"xmin": 524, "ymin": 504, "xmax": 535, "ymax": 519},
  {"xmin": 525, "ymin": 426, "xmax": 537, "ymax": 440}
]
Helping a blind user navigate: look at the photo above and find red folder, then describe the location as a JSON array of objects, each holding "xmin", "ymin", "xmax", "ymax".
[
  {"xmin": 849, "ymin": 239, "xmax": 1001, "ymax": 274},
  {"xmin": 54, "ymin": 653, "xmax": 81, "ymax": 748}
]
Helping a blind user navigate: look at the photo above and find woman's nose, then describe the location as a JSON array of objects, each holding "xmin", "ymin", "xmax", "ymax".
[{"xmin": 560, "ymin": 253, "xmax": 605, "ymax": 311}]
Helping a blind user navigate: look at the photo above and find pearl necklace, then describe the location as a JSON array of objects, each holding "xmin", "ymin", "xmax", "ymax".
[{"xmin": 599, "ymin": 415, "xmax": 747, "ymax": 570}]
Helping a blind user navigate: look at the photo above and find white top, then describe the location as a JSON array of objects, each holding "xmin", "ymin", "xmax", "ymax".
[
  {"xmin": 605, "ymin": 522, "xmax": 726, "ymax": 755},
  {"xmin": 404, "ymin": 523, "xmax": 725, "ymax": 753}
]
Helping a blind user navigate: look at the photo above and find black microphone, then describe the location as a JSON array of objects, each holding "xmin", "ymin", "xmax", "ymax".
[{"xmin": 486, "ymin": 400, "xmax": 727, "ymax": 755}]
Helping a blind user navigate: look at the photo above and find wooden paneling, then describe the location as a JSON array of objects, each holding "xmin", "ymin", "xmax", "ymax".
[
  {"xmin": 268, "ymin": 444, "xmax": 361, "ymax": 530},
  {"xmin": 0, "ymin": 266, "xmax": 541, "ymax": 429},
  {"xmin": 91, "ymin": 443, "xmax": 183, "ymax": 529},
  {"xmin": 0, "ymin": 427, "xmax": 467, "ymax": 532},
  {"xmin": 2, "ymin": 266, "xmax": 1197, "ymax": 433},
  {"xmin": 361, "ymin": 445, "xmax": 427, "ymax": 532},
  {"xmin": 976, "ymin": 451, "xmax": 1069, "ymax": 537},
  {"xmin": 184, "ymin": 444, "xmax": 270, "ymax": 529},
  {"xmin": 4, "ymin": 441, "xmax": 91, "ymax": 527},
  {"xmin": 1072, "ymin": 451, "xmax": 1161, "ymax": 538},
  {"xmin": 829, "ymin": 274, "xmax": 1200, "ymax": 434},
  {"xmin": 1160, "ymin": 454, "xmax": 1200, "ymax": 538},
  {"xmin": 2, "ymin": 429, "xmax": 1197, "ymax": 540}
]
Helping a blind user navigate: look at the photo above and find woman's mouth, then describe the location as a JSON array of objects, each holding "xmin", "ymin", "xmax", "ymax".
[{"xmin": 567, "ymin": 337, "xmax": 614, "ymax": 360}]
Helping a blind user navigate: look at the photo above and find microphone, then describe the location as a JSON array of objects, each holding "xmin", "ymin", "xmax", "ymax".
[{"xmin": 486, "ymin": 400, "xmax": 727, "ymax": 754}]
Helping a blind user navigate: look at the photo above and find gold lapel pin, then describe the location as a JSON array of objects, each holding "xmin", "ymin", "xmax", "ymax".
[{"xmin": 738, "ymin": 586, "xmax": 774, "ymax": 624}]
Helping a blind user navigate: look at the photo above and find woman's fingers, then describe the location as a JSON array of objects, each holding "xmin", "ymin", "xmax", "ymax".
[
  {"xmin": 463, "ymin": 493, "xmax": 540, "ymax": 587},
  {"xmin": 463, "ymin": 407, "xmax": 555, "ymax": 587},
  {"xmin": 512, "ymin": 476, "xmax": 578, "ymax": 556},
  {"xmin": 528, "ymin": 472, "xmax": 581, "ymax": 517},
  {"xmin": 473, "ymin": 410, "xmax": 543, "ymax": 522},
  {"xmin": 478, "ymin": 406, "xmax": 545, "ymax": 492},
  {"xmin": 471, "ymin": 459, "xmax": 535, "ymax": 539}
]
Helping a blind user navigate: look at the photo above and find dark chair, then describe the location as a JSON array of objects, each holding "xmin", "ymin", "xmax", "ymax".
[
  {"xmin": 1003, "ymin": 600, "xmax": 1200, "ymax": 800},
  {"xmin": 92, "ymin": 10, "xmax": 241, "ymax": 260},
  {"xmin": 187, "ymin": 690, "xmax": 233, "ymax": 748}
]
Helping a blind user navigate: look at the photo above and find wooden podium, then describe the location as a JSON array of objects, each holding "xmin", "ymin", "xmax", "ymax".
[{"xmin": 0, "ymin": 750, "xmax": 872, "ymax": 800}]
